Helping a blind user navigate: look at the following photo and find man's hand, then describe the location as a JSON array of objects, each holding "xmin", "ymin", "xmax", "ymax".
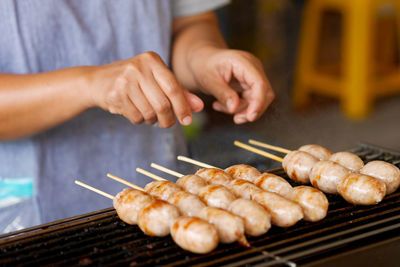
[
  {"xmin": 188, "ymin": 46, "xmax": 274, "ymax": 124},
  {"xmin": 172, "ymin": 11, "xmax": 274, "ymax": 124},
  {"xmin": 90, "ymin": 52, "xmax": 204, "ymax": 128},
  {"xmin": 0, "ymin": 51, "xmax": 204, "ymax": 140}
]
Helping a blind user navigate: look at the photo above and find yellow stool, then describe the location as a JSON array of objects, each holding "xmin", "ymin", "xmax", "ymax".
[{"xmin": 293, "ymin": 0, "xmax": 400, "ymax": 119}]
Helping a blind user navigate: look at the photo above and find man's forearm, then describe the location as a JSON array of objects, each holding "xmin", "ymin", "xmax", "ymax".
[
  {"xmin": 0, "ymin": 67, "xmax": 93, "ymax": 140},
  {"xmin": 172, "ymin": 11, "xmax": 227, "ymax": 90}
]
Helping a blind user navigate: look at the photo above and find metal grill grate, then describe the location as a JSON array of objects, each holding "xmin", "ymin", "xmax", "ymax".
[{"xmin": 1, "ymin": 143, "xmax": 400, "ymax": 266}]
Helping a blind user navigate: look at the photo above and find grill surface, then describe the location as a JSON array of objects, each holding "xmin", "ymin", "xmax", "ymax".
[{"xmin": 1, "ymin": 143, "xmax": 400, "ymax": 266}]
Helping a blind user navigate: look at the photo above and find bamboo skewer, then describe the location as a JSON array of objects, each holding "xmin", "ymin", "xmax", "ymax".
[
  {"xmin": 150, "ymin": 163, "xmax": 183, "ymax": 178},
  {"xmin": 138, "ymin": 168, "xmax": 169, "ymax": 181},
  {"xmin": 75, "ymin": 180, "xmax": 114, "ymax": 200},
  {"xmin": 177, "ymin": 156, "xmax": 217, "ymax": 169},
  {"xmin": 107, "ymin": 173, "xmax": 144, "ymax": 191},
  {"xmin": 136, "ymin": 167, "xmax": 167, "ymax": 181},
  {"xmin": 234, "ymin": 141, "xmax": 284, "ymax": 163},
  {"xmin": 177, "ymin": 156, "xmax": 215, "ymax": 169},
  {"xmin": 248, "ymin": 139, "xmax": 291, "ymax": 154}
]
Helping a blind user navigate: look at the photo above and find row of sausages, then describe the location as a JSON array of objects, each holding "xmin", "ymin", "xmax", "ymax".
[
  {"xmin": 281, "ymin": 144, "xmax": 400, "ymax": 205},
  {"xmin": 113, "ymin": 164, "xmax": 330, "ymax": 254},
  {"xmin": 113, "ymin": 188, "xmax": 219, "ymax": 254}
]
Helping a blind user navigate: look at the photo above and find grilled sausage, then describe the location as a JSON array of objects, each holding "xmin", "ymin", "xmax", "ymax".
[
  {"xmin": 225, "ymin": 164, "xmax": 261, "ymax": 183},
  {"xmin": 283, "ymin": 151, "xmax": 319, "ymax": 183},
  {"xmin": 137, "ymin": 199, "xmax": 180, "ymax": 236},
  {"xmin": 227, "ymin": 178, "xmax": 263, "ymax": 199},
  {"xmin": 337, "ymin": 173, "xmax": 386, "ymax": 205},
  {"xmin": 198, "ymin": 184, "xmax": 236, "ymax": 209},
  {"xmin": 196, "ymin": 168, "xmax": 233, "ymax": 186},
  {"xmin": 288, "ymin": 186, "xmax": 329, "ymax": 222},
  {"xmin": 228, "ymin": 199, "xmax": 271, "ymax": 236},
  {"xmin": 329, "ymin": 152, "xmax": 364, "ymax": 171},
  {"xmin": 167, "ymin": 191, "xmax": 206, "ymax": 216},
  {"xmin": 176, "ymin": 174, "xmax": 208, "ymax": 195},
  {"xmin": 298, "ymin": 144, "xmax": 333, "ymax": 160},
  {"xmin": 144, "ymin": 181, "xmax": 182, "ymax": 201},
  {"xmin": 252, "ymin": 191, "xmax": 303, "ymax": 227},
  {"xmin": 254, "ymin": 173, "xmax": 293, "ymax": 198},
  {"xmin": 360, "ymin": 160, "xmax": 400, "ymax": 194},
  {"xmin": 171, "ymin": 216, "xmax": 219, "ymax": 254},
  {"xmin": 198, "ymin": 207, "xmax": 249, "ymax": 247},
  {"xmin": 113, "ymin": 188, "xmax": 153, "ymax": 225},
  {"xmin": 309, "ymin": 160, "xmax": 350, "ymax": 194}
]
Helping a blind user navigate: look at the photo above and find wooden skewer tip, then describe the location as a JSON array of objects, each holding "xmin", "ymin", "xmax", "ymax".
[
  {"xmin": 177, "ymin": 155, "xmax": 217, "ymax": 169},
  {"xmin": 234, "ymin": 141, "xmax": 284, "ymax": 163},
  {"xmin": 106, "ymin": 173, "xmax": 144, "ymax": 191},
  {"xmin": 136, "ymin": 167, "xmax": 167, "ymax": 181},
  {"xmin": 248, "ymin": 139, "xmax": 292, "ymax": 154},
  {"xmin": 150, "ymin": 163, "xmax": 183, "ymax": 178},
  {"xmin": 75, "ymin": 180, "xmax": 114, "ymax": 200}
]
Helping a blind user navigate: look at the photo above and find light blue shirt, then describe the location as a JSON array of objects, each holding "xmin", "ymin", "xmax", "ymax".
[{"xmin": 0, "ymin": 0, "xmax": 228, "ymax": 233}]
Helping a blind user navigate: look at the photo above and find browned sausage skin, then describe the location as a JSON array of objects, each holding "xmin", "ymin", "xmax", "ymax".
[
  {"xmin": 252, "ymin": 191, "xmax": 303, "ymax": 227},
  {"xmin": 228, "ymin": 199, "xmax": 271, "ymax": 236},
  {"xmin": 137, "ymin": 199, "xmax": 180, "ymax": 236},
  {"xmin": 298, "ymin": 144, "xmax": 333, "ymax": 160},
  {"xmin": 144, "ymin": 181, "xmax": 182, "ymax": 200},
  {"xmin": 283, "ymin": 151, "xmax": 319, "ymax": 183},
  {"xmin": 225, "ymin": 164, "xmax": 261, "ymax": 182},
  {"xmin": 171, "ymin": 216, "xmax": 219, "ymax": 254},
  {"xmin": 167, "ymin": 191, "xmax": 206, "ymax": 216},
  {"xmin": 198, "ymin": 184, "xmax": 236, "ymax": 210},
  {"xmin": 329, "ymin": 152, "xmax": 364, "ymax": 171},
  {"xmin": 309, "ymin": 160, "xmax": 350, "ymax": 194},
  {"xmin": 198, "ymin": 207, "xmax": 250, "ymax": 247},
  {"xmin": 196, "ymin": 168, "xmax": 233, "ymax": 186},
  {"xmin": 113, "ymin": 188, "xmax": 153, "ymax": 225},
  {"xmin": 288, "ymin": 186, "xmax": 329, "ymax": 222},
  {"xmin": 254, "ymin": 173, "xmax": 293, "ymax": 198},
  {"xmin": 227, "ymin": 178, "xmax": 263, "ymax": 199},
  {"xmin": 176, "ymin": 174, "xmax": 208, "ymax": 195},
  {"xmin": 360, "ymin": 160, "xmax": 400, "ymax": 194},
  {"xmin": 337, "ymin": 173, "xmax": 386, "ymax": 205}
]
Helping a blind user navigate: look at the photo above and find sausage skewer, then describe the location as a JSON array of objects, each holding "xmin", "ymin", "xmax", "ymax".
[
  {"xmin": 142, "ymin": 167, "xmax": 271, "ymax": 236},
  {"xmin": 249, "ymin": 139, "xmax": 332, "ymax": 161},
  {"xmin": 111, "ymin": 171, "xmax": 204, "ymax": 217},
  {"xmin": 146, "ymin": 165, "xmax": 236, "ymax": 209},
  {"xmin": 76, "ymin": 179, "xmax": 219, "ymax": 254},
  {"xmin": 178, "ymin": 156, "xmax": 328, "ymax": 222},
  {"xmin": 141, "ymin": 166, "xmax": 271, "ymax": 236},
  {"xmin": 75, "ymin": 180, "xmax": 115, "ymax": 200},
  {"xmin": 110, "ymin": 172, "xmax": 250, "ymax": 246},
  {"xmin": 151, "ymin": 163, "xmax": 303, "ymax": 227},
  {"xmin": 178, "ymin": 154, "xmax": 296, "ymax": 198},
  {"xmin": 76, "ymin": 180, "xmax": 179, "ymax": 236},
  {"xmin": 233, "ymin": 141, "xmax": 388, "ymax": 205},
  {"xmin": 248, "ymin": 139, "xmax": 364, "ymax": 170}
]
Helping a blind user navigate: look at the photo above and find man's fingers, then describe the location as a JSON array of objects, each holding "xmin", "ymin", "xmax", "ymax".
[
  {"xmin": 123, "ymin": 97, "xmax": 145, "ymax": 125},
  {"xmin": 205, "ymin": 77, "xmax": 240, "ymax": 114},
  {"xmin": 244, "ymin": 80, "xmax": 274, "ymax": 122},
  {"xmin": 140, "ymin": 77, "xmax": 176, "ymax": 128},
  {"xmin": 126, "ymin": 83, "xmax": 157, "ymax": 125},
  {"xmin": 153, "ymin": 67, "xmax": 194, "ymax": 126},
  {"xmin": 213, "ymin": 98, "xmax": 248, "ymax": 114},
  {"xmin": 184, "ymin": 91, "xmax": 204, "ymax": 112},
  {"xmin": 227, "ymin": 56, "xmax": 274, "ymax": 122}
]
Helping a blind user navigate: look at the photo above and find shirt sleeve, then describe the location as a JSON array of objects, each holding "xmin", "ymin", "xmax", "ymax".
[{"xmin": 171, "ymin": 0, "xmax": 230, "ymax": 18}]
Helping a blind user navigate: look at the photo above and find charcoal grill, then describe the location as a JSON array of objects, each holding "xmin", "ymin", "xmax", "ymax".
[{"xmin": 1, "ymin": 143, "xmax": 400, "ymax": 266}]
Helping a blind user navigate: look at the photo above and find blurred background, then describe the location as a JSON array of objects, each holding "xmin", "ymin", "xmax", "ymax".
[{"xmin": 185, "ymin": 0, "xmax": 400, "ymax": 170}]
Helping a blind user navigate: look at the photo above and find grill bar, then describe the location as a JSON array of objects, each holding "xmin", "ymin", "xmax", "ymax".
[{"xmin": 1, "ymin": 143, "xmax": 400, "ymax": 266}]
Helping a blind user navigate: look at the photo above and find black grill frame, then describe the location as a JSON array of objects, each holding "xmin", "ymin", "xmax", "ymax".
[{"xmin": 1, "ymin": 143, "xmax": 400, "ymax": 266}]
